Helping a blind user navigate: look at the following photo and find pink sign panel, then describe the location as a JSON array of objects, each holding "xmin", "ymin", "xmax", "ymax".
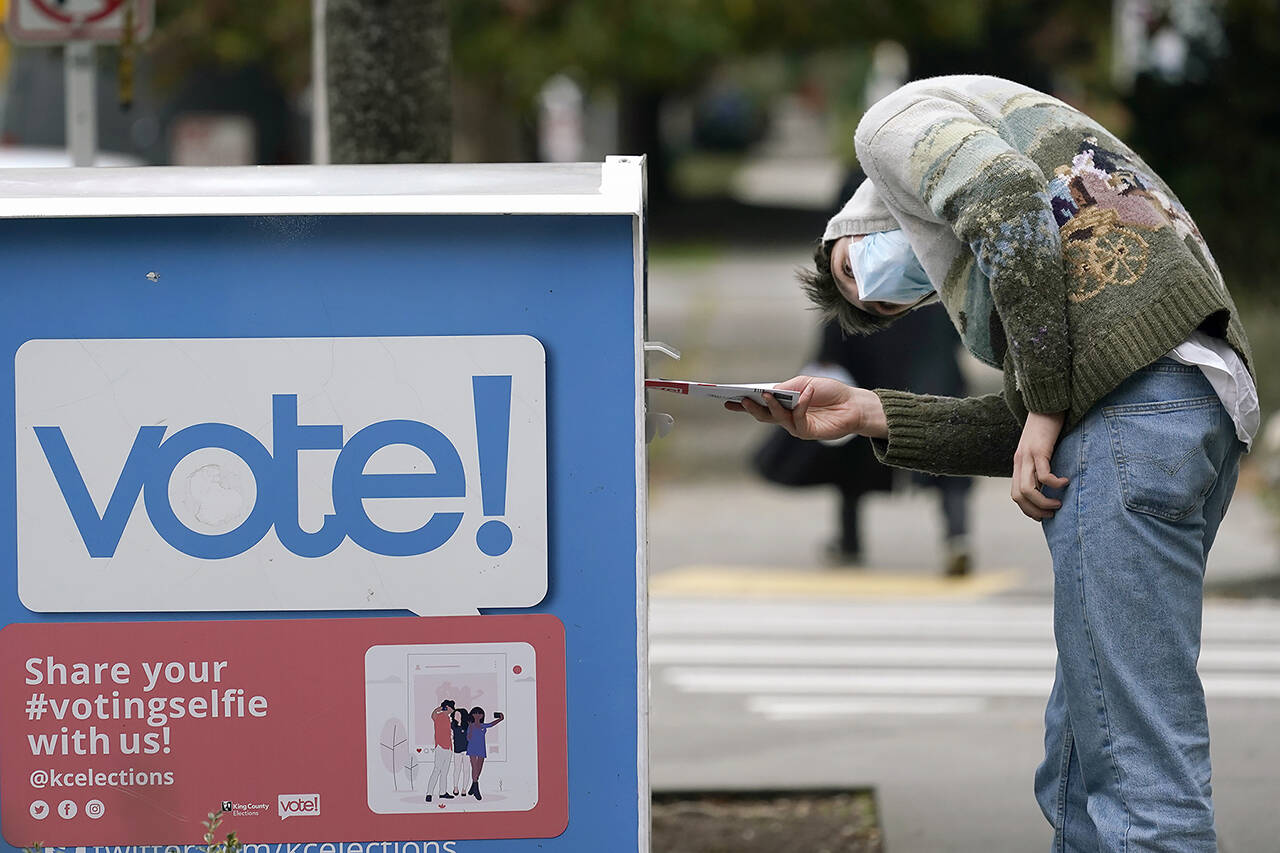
[{"xmin": 0, "ymin": 615, "xmax": 568, "ymax": 844}]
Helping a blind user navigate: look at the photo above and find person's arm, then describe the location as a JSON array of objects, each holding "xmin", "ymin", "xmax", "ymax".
[
  {"xmin": 736, "ymin": 377, "xmax": 1068, "ymax": 519},
  {"xmin": 874, "ymin": 387, "xmax": 1065, "ymax": 515},
  {"xmin": 855, "ymin": 94, "xmax": 1071, "ymax": 415},
  {"xmin": 869, "ymin": 389, "xmax": 1023, "ymax": 478},
  {"xmin": 488, "ymin": 713, "xmax": 505, "ymax": 728},
  {"xmin": 733, "ymin": 376, "xmax": 1023, "ymax": 478}
]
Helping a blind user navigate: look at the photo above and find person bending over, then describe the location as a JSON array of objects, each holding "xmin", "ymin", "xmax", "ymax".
[{"xmin": 732, "ymin": 74, "xmax": 1257, "ymax": 853}]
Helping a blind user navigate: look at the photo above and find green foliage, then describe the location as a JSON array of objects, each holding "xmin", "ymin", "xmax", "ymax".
[
  {"xmin": 203, "ymin": 808, "xmax": 243, "ymax": 853},
  {"xmin": 452, "ymin": 0, "xmax": 744, "ymax": 103},
  {"xmin": 136, "ymin": 0, "xmax": 1276, "ymax": 294},
  {"xmin": 147, "ymin": 0, "xmax": 310, "ymax": 92},
  {"xmin": 449, "ymin": 0, "xmax": 1013, "ymax": 105}
]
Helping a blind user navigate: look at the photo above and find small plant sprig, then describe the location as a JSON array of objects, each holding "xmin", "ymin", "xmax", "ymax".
[
  {"xmin": 22, "ymin": 843, "xmax": 44, "ymax": 853},
  {"xmin": 204, "ymin": 807, "xmax": 243, "ymax": 853}
]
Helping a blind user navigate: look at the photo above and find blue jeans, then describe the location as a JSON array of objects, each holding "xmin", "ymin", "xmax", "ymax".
[{"xmin": 1034, "ymin": 359, "xmax": 1243, "ymax": 852}]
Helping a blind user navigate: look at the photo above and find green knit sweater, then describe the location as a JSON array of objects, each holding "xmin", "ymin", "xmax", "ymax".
[{"xmin": 837, "ymin": 75, "xmax": 1252, "ymax": 477}]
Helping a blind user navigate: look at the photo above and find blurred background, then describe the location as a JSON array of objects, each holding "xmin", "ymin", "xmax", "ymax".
[
  {"xmin": 3, "ymin": 1, "xmax": 1279, "ymax": 850},
  {"xmin": 7, "ymin": 0, "xmax": 1274, "ymax": 478}
]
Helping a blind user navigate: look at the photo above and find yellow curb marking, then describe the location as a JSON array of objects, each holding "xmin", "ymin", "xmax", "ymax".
[{"xmin": 650, "ymin": 567, "xmax": 1021, "ymax": 599}]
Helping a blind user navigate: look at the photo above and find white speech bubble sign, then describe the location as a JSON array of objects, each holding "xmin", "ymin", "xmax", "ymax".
[{"xmin": 16, "ymin": 336, "xmax": 547, "ymax": 616}]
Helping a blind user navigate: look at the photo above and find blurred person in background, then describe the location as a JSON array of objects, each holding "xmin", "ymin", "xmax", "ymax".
[
  {"xmin": 754, "ymin": 174, "xmax": 974, "ymax": 576},
  {"xmin": 733, "ymin": 75, "xmax": 1256, "ymax": 852}
]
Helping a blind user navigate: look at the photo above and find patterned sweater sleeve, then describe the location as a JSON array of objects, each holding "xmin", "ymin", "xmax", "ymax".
[
  {"xmin": 869, "ymin": 389, "xmax": 1022, "ymax": 478},
  {"xmin": 855, "ymin": 95, "xmax": 1072, "ymax": 414}
]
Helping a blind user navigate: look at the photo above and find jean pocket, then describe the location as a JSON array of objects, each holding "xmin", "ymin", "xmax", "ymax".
[{"xmin": 1103, "ymin": 395, "xmax": 1222, "ymax": 521}]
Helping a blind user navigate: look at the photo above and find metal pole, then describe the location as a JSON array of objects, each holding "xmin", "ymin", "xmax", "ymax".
[
  {"xmin": 312, "ymin": 0, "xmax": 330, "ymax": 165},
  {"xmin": 64, "ymin": 41, "xmax": 97, "ymax": 167}
]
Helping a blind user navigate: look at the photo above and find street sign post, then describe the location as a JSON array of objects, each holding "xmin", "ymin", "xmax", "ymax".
[
  {"xmin": 0, "ymin": 159, "xmax": 650, "ymax": 852},
  {"xmin": 5, "ymin": 0, "xmax": 155, "ymax": 166}
]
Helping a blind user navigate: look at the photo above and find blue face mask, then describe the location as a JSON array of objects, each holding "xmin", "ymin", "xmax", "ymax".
[{"xmin": 849, "ymin": 229, "xmax": 934, "ymax": 304}]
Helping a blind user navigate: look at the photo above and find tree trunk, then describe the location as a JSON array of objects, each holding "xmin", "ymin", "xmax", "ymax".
[{"xmin": 325, "ymin": 0, "xmax": 450, "ymax": 164}]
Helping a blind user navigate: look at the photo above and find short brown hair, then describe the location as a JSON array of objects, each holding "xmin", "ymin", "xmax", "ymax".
[{"xmin": 797, "ymin": 240, "xmax": 898, "ymax": 335}]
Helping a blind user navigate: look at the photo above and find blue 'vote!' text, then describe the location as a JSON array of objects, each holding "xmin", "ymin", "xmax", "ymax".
[{"xmin": 33, "ymin": 377, "xmax": 515, "ymax": 560}]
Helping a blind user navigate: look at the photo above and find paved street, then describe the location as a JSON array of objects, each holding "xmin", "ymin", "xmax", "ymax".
[
  {"xmin": 648, "ymin": 593, "xmax": 1280, "ymax": 853},
  {"xmin": 645, "ymin": 248, "xmax": 1280, "ymax": 851},
  {"xmin": 646, "ymin": 471, "xmax": 1280, "ymax": 852}
]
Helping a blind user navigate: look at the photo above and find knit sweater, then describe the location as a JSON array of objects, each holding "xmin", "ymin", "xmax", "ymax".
[{"xmin": 829, "ymin": 75, "xmax": 1252, "ymax": 477}]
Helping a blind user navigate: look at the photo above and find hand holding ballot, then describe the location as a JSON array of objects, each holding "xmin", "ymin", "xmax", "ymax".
[
  {"xmin": 645, "ymin": 379, "xmax": 803, "ymax": 410},
  {"xmin": 726, "ymin": 375, "xmax": 888, "ymax": 442}
]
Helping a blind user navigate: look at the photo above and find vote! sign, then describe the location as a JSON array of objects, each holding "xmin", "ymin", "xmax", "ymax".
[{"xmin": 15, "ymin": 335, "xmax": 547, "ymax": 616}]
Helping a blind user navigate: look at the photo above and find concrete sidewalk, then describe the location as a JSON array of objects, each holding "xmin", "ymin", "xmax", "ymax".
[{"xmin": 647, "ymin": 469, "xmax": 1280, "ymax": 599}]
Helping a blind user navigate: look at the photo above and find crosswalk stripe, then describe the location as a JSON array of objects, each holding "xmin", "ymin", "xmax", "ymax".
[
  {"xmin": 649, "ymin": 567, "xmax": 1021, "ymax": 599},
  {"xmin": 652, "ymin": 642, "xmax": 1055, "ymax": 667},
  {"xmin": 652, "ymin": 615, "xmax": 1054, "ymax": 639},
  {"xmin": 651, "ymin": 602, "xmax": 1280, "ymax": 641},
  {"xmin": 651, "ymin": 620, "xmax": 1280, "ymax": 643},
  {"xmin": 665, "ymin": 667, "xmax": 1051, "ymax": 695},
  {"xmin": 653, "ymin": 601, "xmax": 1057, "ymax": 620},
  {"xmin": 653, "ymin": 599, "xmax": 1280, "ymax": 620},
  {"xmin": 649, "ymin": 642, "xmax": 1280, "ymax": 670},
  {"xmin": 650, "ymin": 600, "xmax": 1280, "ymax": 719},
  {"xmin": 745, "ymin": 696, "xmax": 987, "ymax": 718},
  {"xmin": 663, "ymin": 666, "xmax": 1280, "ymax": 699}
]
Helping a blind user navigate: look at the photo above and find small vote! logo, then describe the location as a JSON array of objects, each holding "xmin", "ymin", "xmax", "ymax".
[{"xmin": 278, "ymin": 793, "xmax": 320, "ymax": 819}]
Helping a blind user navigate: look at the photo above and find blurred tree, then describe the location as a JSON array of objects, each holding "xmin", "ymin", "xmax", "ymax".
[
  {"xmin": 1124, "ymin": 0, "xmax": 1280, "ymax": 296},
  {"xmin": 149, "ymin": 0, "xmax": 451, "ymax": 164},
  {"xmin": 449, "ymin": 0, "xmax": 1114, "ymax": 195},
  {"xmin": 326, "ymin": 0, "xmax": 451, "ymax": 163},
  {"xmin": 145, "ymin": 0, "xmax": 310, "ymax": 163},
  {"xmin": 453, "ymin": 0, "xmax": 765, "ymax": 196},
  {"xmin": 452, "ymin": 0, "xmax": 874, "ymax": 196},
  {"xmin": 141, "ymin": 1, "xmax": 1117, "ymax": 167},
  {"xmin": 148, "ymin": 0, "xmax": 310, "ymax": 94},
  {"xmin": 134, "ymin": 0, "xmax": 1277, "ymax": 272}
]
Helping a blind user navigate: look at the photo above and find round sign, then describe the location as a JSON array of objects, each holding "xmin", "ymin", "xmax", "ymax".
[{"xmin": 28, "ymin": 0, "xmax": 125, "ymax": 25}]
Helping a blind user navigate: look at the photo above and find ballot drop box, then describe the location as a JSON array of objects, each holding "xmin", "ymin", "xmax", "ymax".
[{"xmin": 0, "ymin": 159, "xmax": 650, "ymax": 852}]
